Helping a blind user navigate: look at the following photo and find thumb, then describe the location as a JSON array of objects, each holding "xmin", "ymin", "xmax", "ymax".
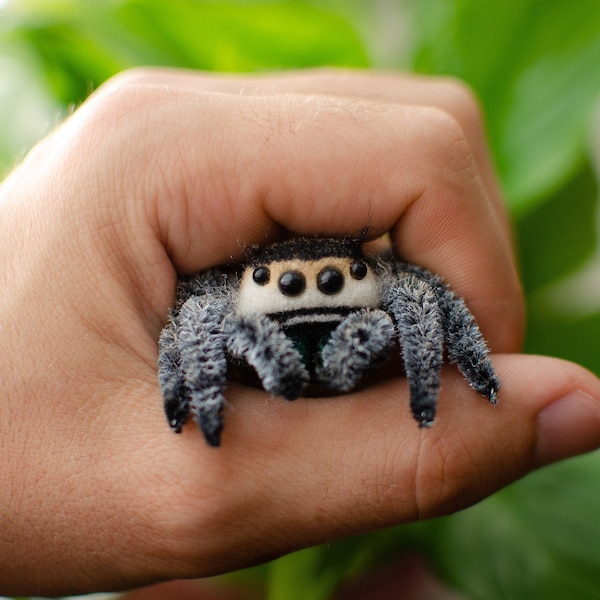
[
  {"xmin": 210, "ymin": 354, "xmax": 600, "ymax": 537},
  {"xmin": 404, "ymin": 354, "xmax": 600, "ymax": 520},
  {"xmin": 507, "ymin": 357, "xmax": 600, "ymax": 469},
  {"xmin": 144, "ymin": 354, "xmax": 600, "ymax": 582}
]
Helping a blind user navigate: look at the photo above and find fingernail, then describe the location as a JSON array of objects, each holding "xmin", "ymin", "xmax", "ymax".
[{"xmin": 536, "ymin": 390, "xmax": 600, "ymax": 467}]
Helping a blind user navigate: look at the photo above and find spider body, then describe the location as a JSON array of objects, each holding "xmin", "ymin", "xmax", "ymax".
[{"xmin": 158, "ymin": 237, "xmax": 499, "ymax": 446}]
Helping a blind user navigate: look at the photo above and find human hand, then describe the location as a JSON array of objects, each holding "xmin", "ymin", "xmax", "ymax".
[{"xmin": 1, "ymin": 68, "xmax": 599, "ymax": 597}]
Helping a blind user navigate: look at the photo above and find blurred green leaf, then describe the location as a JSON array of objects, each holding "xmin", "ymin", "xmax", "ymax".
[
  {"xmin": 117, "ymin": 0, "xmax": 369, "ymax": 71},
  {"xmin": 267, "ymin": 545, "xmax": 344, "ymax": 600},
  {"xmin": 426, "ymin": 453, "xmax": 600, "ymax": 599},
  {"xmin": 266, "ymin": 526, "xmax": 419, "ymax": 600},
  {"xmin": 0, "ymin": 47, "xmax": 60, "ymax": 177},
  {"xmin": 2, "ymin": 0, "xmax": 368, "ymax": 106},
  {"xmin": 517, "ymin": 159, "xmax": 598, "ymax": 292},
  {"xmin": 411, "ymin": 0, "xmax": 600, "ymax": 214},
  {"xmin": 526, "ymin": 307, "xmax": 600, "ymax": 375}
]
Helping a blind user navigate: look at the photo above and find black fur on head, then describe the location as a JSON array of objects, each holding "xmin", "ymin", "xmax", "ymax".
[{"xmin": 248, "ymin": 234, "xmax": 367, "ymax": 265}]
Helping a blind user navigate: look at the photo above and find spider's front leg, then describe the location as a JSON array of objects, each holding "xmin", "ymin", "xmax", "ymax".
[
  {"xmin": 315, "ymin": 309, "xmax": 395, "ymax": 392},
  {"xmin": 224, "ymin": 314, "xmax": 310, "ymax": 401},
  {"xmin": 160, "ymin": 294, "xmax": 229, "ymax": 446},
  {"xmin": 383, "ymin": 274, "xmax": 445, "ymax": 427}
]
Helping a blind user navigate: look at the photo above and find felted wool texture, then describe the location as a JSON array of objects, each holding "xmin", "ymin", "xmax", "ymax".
[
  {"xmin": 248, "ymin": 236, "xmax": 366, "ymax": 264},
  {"xmin": 382, "ymin": 274, "xmax": 444, "ymax": 427},
  {"xmin": 236, "ymin": 257, "xmax": 380, "ymax": 318},
  {"xmin": 316, "ymin": 308, "xmax": 396, "ymax": 392},
  {"xmin": 178, "ymin": 294, "xmax": 229, "ymax": 446},
  {"xmin": 157, "ymin": 237, "xmax": 500, "ymax": 447},
  {"xmin": 224, "ymin": 313, "xmax": 310, "ymax": 401}
]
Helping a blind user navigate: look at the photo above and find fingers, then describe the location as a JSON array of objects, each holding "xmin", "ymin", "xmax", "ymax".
[
  {"xmin": 149, "ymin": 354, "xmax": 600, "ymax": 577},
  {"xmin": 69, "ymin": 70, "xmax": 521, "ymax": 351},
  {"xmin": 110, "ymin": 67, "xmax": 510, "ymax": 239},
  {"xmin": 5, "ymin": 68, "xmax": 522, "ymax": 350}
]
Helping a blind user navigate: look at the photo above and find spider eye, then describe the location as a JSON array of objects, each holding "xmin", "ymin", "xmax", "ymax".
[
  {"xmin": 317, "ymin": 267, "xmax": 344, "ymax": 295},
  {"xmin": 252, "ymin": 266, "xmax": 270, "ymax": 285},
  {"xmin": 278, "ymin": 271, "xmax": 305, "ymax": 296},
  {"xmin": 350, "ymin": 261, "xmax": 368, "ymax": 280}
]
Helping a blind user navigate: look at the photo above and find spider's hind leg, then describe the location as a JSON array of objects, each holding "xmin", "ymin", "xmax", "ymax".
[
  {"xmin": 315, "ymin": 309, "xmax": 395, "ymax": 392},
  {"xmin": 158, "ymin": 321, "xmax": 188, "ymax": 432},
  {"xmin": 401, "ymin": 263, "xmax": 500, "ymax": 404},
  {"xmin": 383, "ymin": 274, "xmax": 444, "ymax": 427},
  {"xmin": 443, "ymin": 294, "xmax": 500, "ymax": 403}
]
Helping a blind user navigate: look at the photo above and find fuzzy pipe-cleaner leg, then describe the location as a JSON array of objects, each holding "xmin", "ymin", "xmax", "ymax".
[
  {"xmin": 383, "ymin": 274, "xmax": 444, "ymax": 427},
  {"xmin": 158, "ymin": 322, "xmax": 187, "ymax": 431},
  {"xmin": 177, "ymin": 295, "xmax": 229, "ymax": 446},
  {"xmin": 224, "ymin": 314, "xmax": 310, "ymax": 401},
  {"xmin": 400, "ymin": 264, "xmax": 500, "ymax": 403},
  {"xmin": 316, "ymin": 309, "xmax": 396, "ymax": 392},
  {"xmin": 441, "ymin": 294, "xmax": 500, "ymax": 402}
]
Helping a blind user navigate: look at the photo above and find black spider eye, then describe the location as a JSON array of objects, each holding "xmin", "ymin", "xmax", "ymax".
[
  {"xmin": 252, "ymin": 266, "xmax": 270, "ymax": 285},
  {"xmin": 350, "ymin": 261, "xmax": 368, "ymax": 280},
  {"xmin": 317, "ymin": 267, "xmax": 344, "ymax": 295},
  {"xmin": 278, "ymin": 271, "xmax": 305, "ymax": 296}
]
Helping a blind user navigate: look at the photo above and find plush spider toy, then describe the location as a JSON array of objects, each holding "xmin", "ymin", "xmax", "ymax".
[{"xmin": 158, "ymin": 237, "xmax": 499, "ymax": 446}]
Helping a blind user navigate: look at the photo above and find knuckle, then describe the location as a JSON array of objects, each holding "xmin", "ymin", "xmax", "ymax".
[
  {"xmin": 66, "ymin": 78, "xmax": 170, "ymax": 166},
  {"xmin": 83, "ymin": 68, "xmax": 176, "ymax": 135},
  {"xmin": 97, "ymin": 66, "xmax": 166, "ymax": 93},
  {"xmin": 410, "ymin": 105, "xmax": 473, "ymax": 178},
  {"xmin": 419, "ymin": 103, "xmax": 468, "ymax": 145},
  {"xmin": 431, "ymin": 77, "xmax": 487, "ymax": 142}
]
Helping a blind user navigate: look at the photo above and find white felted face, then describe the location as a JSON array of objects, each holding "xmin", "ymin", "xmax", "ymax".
[{"xmin": 236, "ymin": 257, "xmax": 381, "ymax": 317}]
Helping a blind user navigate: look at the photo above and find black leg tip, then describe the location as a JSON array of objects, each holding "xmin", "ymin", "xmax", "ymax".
[
  {"xmin": 204, "ymin": 433, "xmax": 222, "ymax": 447},
  {"xmin": 275, "ymin": 378, "xmax": 305, "ymax": 402},
  {"xmin": 168, "ymin": 417, "xmax": 185, "ymax": 433},
  {"xmin": 488, "ymin": 379, "xmax": 500, "ymax": 405},
  {"xmin": 201, "ymin": 419, "xmax": 224, "ymax": 447},
  {"xmin": 414, "ymin": 406, "xmax": 436, "ymax": 428}
]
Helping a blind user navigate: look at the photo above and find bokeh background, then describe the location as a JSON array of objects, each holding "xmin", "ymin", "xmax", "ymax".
[{"xmin": 2, "ymin": 0, "xmax": 600, "ymax": 598}]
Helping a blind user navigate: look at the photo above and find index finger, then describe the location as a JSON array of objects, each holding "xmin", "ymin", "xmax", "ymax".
[
  {"xmin": 108, "ymin": 67, "xmax": 513, "ymax": 246},
  {"xmin": 72, "ymin": 72, "xmax": 523, "ymax": 352}
]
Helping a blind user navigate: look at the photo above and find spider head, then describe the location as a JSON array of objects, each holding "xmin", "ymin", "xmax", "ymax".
[{"xmin": 236, "ymin": 237, "xmax": 381, "ymax": 318}]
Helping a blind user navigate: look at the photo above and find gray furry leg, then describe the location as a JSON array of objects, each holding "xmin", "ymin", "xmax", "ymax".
[
  {"xmin": 315, "ymin": 309, "xmax": 395, "ymax": 392},
  {"xmin": 158, "ymin": 321, "xmax": 188, "ymax": 431},
  {"xmin": 443, "ymin": 295, "xmax": 500, "ymax": 403},
  {"xmin": 178, "ymin": 295, "xmax": 228, "ymax": 446},
  {"xmin": 224, "ymin": 315, "xmax": 309, "ymax": 400},
  {"xmin": 386, "ymin": 276, "xmax": 444, "ymax": 427}
]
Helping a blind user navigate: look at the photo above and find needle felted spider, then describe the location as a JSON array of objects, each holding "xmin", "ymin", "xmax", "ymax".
[{"xmin": 158, "ymin": 236, "xmax": 499, "ymax": 447}]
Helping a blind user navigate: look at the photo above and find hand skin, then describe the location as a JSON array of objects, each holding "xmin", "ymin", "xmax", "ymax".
[{"xmin": 1, "ymin": 68, "xmax": 600, "ymax": 597}]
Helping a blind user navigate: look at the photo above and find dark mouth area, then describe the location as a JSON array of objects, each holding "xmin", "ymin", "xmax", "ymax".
[
  {"xmin": 269, "ymin": 306, "xmax": 355, "ymax": 328},
  {"xmin": 272, "ymin": 308, "xmax": 358, "ymax": 378}
]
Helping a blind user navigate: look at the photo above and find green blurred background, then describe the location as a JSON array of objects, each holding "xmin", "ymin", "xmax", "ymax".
[{"xmin": 2, "ymin": 0, "xmax": 600, "ymax": 598}]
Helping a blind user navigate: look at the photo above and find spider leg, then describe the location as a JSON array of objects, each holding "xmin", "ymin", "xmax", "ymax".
[
  {"xmin": 315, "ymin": 309, "xmax": 395, "ymax": 392},
  {"xmin": 158, "ymin": 320, "xmax": 187, "ymax": 431},
  {"xmin": 383, "ymin": 274, "xmax": 444, "ymax": 427},
  {"xmin": 441, "ymin": 294, "xmax": 500, "ymax": 403},
  {"xmin": 224, "ymin": 315, "xmax": 309, "ymax": 400},
  {"xmin": 396, "ymin": 263, "xmax": 499, "ymax": 404},
  {"xmin": 176, "ymin": 295, "xmax": 229, "ymax": 447}
]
